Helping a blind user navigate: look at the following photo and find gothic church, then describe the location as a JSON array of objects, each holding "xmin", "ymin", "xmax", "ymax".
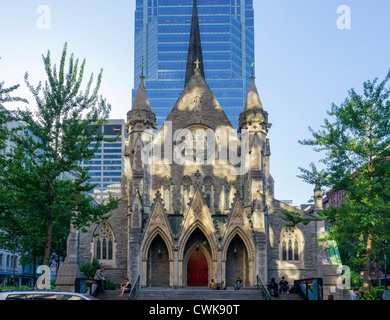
[{"xmin": 62, "ymin": 0, "xmax": 341, "ymax": 296}]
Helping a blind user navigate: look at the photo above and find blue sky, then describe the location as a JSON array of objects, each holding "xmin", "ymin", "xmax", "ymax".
[{"xmin": 1, "ymin": 0, "xmax": 389, "ymax": 206}]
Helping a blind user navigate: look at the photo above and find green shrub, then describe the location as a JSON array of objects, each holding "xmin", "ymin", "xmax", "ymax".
[
  {"xmin": 106, "ymin": 278, "xmax": 117, "ymax": 290},
  {"xmin": 0, "ymin": 286, "xmax": 31, "ymax": 292},
  {"xmin": 359, "ymin": 286, "xmax": 385, "ymax": 300},
  {"xmin": 80, "ymin": 257, "xmax": 100, "ymax": 279}
]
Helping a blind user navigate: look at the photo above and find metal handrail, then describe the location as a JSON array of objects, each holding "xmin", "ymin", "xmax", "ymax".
[
  {"xmin": 256, "ymin": 275, "xmax": 271, "ymax": 300},
  {"xmin": 129, "ymin": 275, "xmax": 140, "ymax": 301}
]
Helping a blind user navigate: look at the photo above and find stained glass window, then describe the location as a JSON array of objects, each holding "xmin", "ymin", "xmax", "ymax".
[
  {"xmin": 281, "ymin": 228, "xmax": 302, "ymax": 263},
  {"xmin": 94, "ymin": 222, "xmax": 114, "ymax": 262}
]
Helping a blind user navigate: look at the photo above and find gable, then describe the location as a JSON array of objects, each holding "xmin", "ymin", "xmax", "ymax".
[{"xmin": 163, "ymin": 70, "xmax": 236, "ymax": 134}]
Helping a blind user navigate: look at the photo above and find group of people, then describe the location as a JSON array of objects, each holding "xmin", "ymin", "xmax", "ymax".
[
  {"xmin": 267, "ymin": 277, "xmax": 290, "ymax": 297},
  {"xmin": 93, "ymin": 266, "xmax": 363, "ymax": 300},
  {"xmin": 210, "ymin": 277, "xmax": 244, "ymax": 290},
  {"xmin": 91, "ymin": 266, "xmax": 132, "ymax": 297}
]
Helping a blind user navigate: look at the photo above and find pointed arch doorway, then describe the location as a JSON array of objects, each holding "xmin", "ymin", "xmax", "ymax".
[
  {"xmin": 187, "ymin": 246, "xmax": 209, "ymax": 287},
  {"xmin": 182, "ymin": 228, "xmax": 212, "ymax": 287},
  {"xmin": 147, "ymin": 234, "xmax": 170, "ymax": 287},
  {"xmin": 226, "ymin": 235, "xmax": 249, "ymax": 287}
]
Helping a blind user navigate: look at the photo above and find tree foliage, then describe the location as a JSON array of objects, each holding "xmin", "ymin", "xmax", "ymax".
[
  {"xmin": 0, "ymin": 43, "xmax": 119, "ymax": 267},
  {"xmin": 282, "ymin": 70, "xmax": 390, "ymax": 291}
]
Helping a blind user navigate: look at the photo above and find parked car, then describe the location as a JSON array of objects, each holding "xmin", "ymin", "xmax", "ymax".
[{"xmin": 0, "ymin": 290, "xmax": 99, "ymax": 300}]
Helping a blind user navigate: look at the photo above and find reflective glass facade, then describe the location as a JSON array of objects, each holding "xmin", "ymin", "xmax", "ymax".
[
  {"xmin": 133, "ymin": 0, "xmax": 255, "ymax": 129},
  {"xmin": 80, "ymin": 119, "xmax": 127, "ymax": 203}
]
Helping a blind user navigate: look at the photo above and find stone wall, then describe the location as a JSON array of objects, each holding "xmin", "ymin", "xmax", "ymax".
[
  {"xmin": 78, "ymin": 199, "xmax": 129, "ymax": 286},
  {"xmin": 266, "ymin": 200, "xmax": 318, "ymax": 283}
]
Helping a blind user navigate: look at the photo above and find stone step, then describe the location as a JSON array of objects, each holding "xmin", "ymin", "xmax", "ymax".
[
  {"xmin": 136, "ymin": 289, "xmax": 262, "ymax": 301},
  {"xmin": 96, "ymin": 289, "xmax": 304, "ymax": 301},
  {"xmin": 97, "ymin": 290, "xmax": 130, "ymax": 300},
  {"xmin": 271, "ymin": 293, "xmax": 304, "ymax": 300}
]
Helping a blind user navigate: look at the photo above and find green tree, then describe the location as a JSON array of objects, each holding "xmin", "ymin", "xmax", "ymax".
[
  {"xmin": 0, "ymin": 43, "xmax": 119, "ymax": 267},
  {"xmin": 282, "ymin": 70, "xmax": 390, "ymax": 292}
]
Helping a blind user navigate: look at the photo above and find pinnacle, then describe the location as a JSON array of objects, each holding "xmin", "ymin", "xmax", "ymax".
[
  {"xmin": 132, "ymin": 77, "xmax": 151, "ymax": 111},
  {"xmin": 244, "ymin": 77, "xmax": 264, "ymax": 111}
]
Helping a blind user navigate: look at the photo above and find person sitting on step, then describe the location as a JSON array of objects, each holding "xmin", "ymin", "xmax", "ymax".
[
  {"xmin": 119, "ymin": 277, "xmax": 132, "ymax": 297},
  {"xmin": 267, "ymin": 277, "xmax": 279, "ymax": 297},
  {"xmin": 234, "ymin": 277, "xmax": 243, "ymax": 290},
  {"xmin": 279, "ymin": 277, "xmax": 289, "ymax": 294}
]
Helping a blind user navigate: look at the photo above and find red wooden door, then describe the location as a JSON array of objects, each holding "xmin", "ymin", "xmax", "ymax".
[{"xmin": 187, "ymin": 249, "xmax": 208, "ymax": 287}]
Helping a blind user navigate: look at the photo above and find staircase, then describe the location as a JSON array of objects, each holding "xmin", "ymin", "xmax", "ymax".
[
  {"xmin": 97, "ymin": 288, "xmax": 304, "ymax": 301},
  {"xmin": 97, "ymin": 290, "xmax": 131, "ymax": 300},
  {"xmin": 271, "ymin": 292, "xmax": 304, "ymax": 301},
  {"xmin": 136, "ymin": 287, "xmax": 262, "ymax": 300}
]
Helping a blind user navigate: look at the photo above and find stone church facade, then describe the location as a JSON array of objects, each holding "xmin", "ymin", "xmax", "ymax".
[{"xmin": 61, "ymin": 0, "xmax": 341, "ymax": 297}]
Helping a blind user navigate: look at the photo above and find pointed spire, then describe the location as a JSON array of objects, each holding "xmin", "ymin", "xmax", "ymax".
[
  {"xmin": 185, "ymin": 0, "xmax": 205, "ymax": 87},
  {"xmin": 244, "ymin": 75, "xmax": 264, "ymax": 111},
  {"xmin": 132, "ymin": 76, "xmax": 151, "ymax": 111}
]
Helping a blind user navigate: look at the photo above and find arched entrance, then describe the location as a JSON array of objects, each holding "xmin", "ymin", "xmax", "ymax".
[
  {"xmin": 187, "ymin": 247, "xmax": 208, "ymax": 287},
  {"xmin": 182, "ymin": 228, "xmax": 212, "ymax": 287},
  {"xmin": 226, "ymin": 235, "xmax": 249, "ymax": 287},
  {"xmin": 147, "ymin": 234, "xmax": 169, "ymax": 287}
]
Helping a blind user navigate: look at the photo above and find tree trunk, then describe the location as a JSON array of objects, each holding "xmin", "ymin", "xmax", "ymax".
[
  {"xmin": 42, "ymin": 208, "xmax": 54, "ymax": 266},
  {"xmin": 32, "ymin": 255, "xmax": 37, "ymax": 288},
  {"xmin": 363, "ymin": 235, "xmax": 373, "ymax": 292}
]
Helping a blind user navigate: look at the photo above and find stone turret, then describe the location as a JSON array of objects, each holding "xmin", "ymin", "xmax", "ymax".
[
  {"xmin": 239, "ymin": 75, "xmax": 273, "ymax": 210},
  {"xmin": 125, "ymin": 75, "xmax": 156, "ymax": 208},
  {"xmin": 125, "ymin": 77, "xmax": 157, "ymax": 282}
]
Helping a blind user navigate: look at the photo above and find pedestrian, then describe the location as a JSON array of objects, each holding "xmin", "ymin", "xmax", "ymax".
[
  {"xmin": 93, "ymin": 266, "xmax": 106, "ymax": 296},
  {"xmin": 234, "ymin": 277, "xmax": 243, "ymax": 290},
  {"xmin": 119, "ymin": 277, "xmax": 132, "ymax": 297},
  {"xmin": 350, "ymin": 287, "xmax": 360, "ymax": 300},
  {"xmin": 279, "ymin": 276, "xmax": 289, "ymax": 294}
]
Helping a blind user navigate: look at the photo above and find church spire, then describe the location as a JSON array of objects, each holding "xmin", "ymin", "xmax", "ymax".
[
  {"xmin": 244, "ymin": 75, "xmax": 264, "ymax": 111},
  {"xmin": 185, "ymin": 0, "xmax": 205, "ymax": 87},
  {"xmin": 132, "ymin": 75, "xmax": 151, "ymax": 111}
]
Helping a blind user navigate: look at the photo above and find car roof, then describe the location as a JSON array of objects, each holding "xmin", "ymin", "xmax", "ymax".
[{"xmin": 0, "ymin": 290, "xmax": 87, "ymax": 295}]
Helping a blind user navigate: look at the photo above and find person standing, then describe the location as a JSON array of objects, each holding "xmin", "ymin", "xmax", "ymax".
[
  {"xmin": 93, "ymin": 266, "xmax": 106, "ymax": 296},
  {"xmin": 350, "ymin": 287, "xmax": 360, "ymax": 300}
]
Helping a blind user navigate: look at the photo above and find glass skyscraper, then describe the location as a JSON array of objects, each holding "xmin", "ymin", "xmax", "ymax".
[
  {"xmin": 132, "ymin": 0, "xmax": 255, "ymax": 129},
  {"xmin": 81, "ymin": 119, "xmax": 127, "ymax": 203}
]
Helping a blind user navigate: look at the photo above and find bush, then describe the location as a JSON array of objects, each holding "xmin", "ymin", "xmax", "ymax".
[
  {"xmin": 0, "ymin": 286, "xmax": 31, "ymax": 292},
  {"xmin": 106, "ymin": 278, "xmax": 117, "ymax": 290},
  {"xmin": 359, "ymin": 286, "xmax": 385, "ymax": 300},
  {"xmin": 80, "ymin": 257, "xmax": 100, "ymax": 279}
]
